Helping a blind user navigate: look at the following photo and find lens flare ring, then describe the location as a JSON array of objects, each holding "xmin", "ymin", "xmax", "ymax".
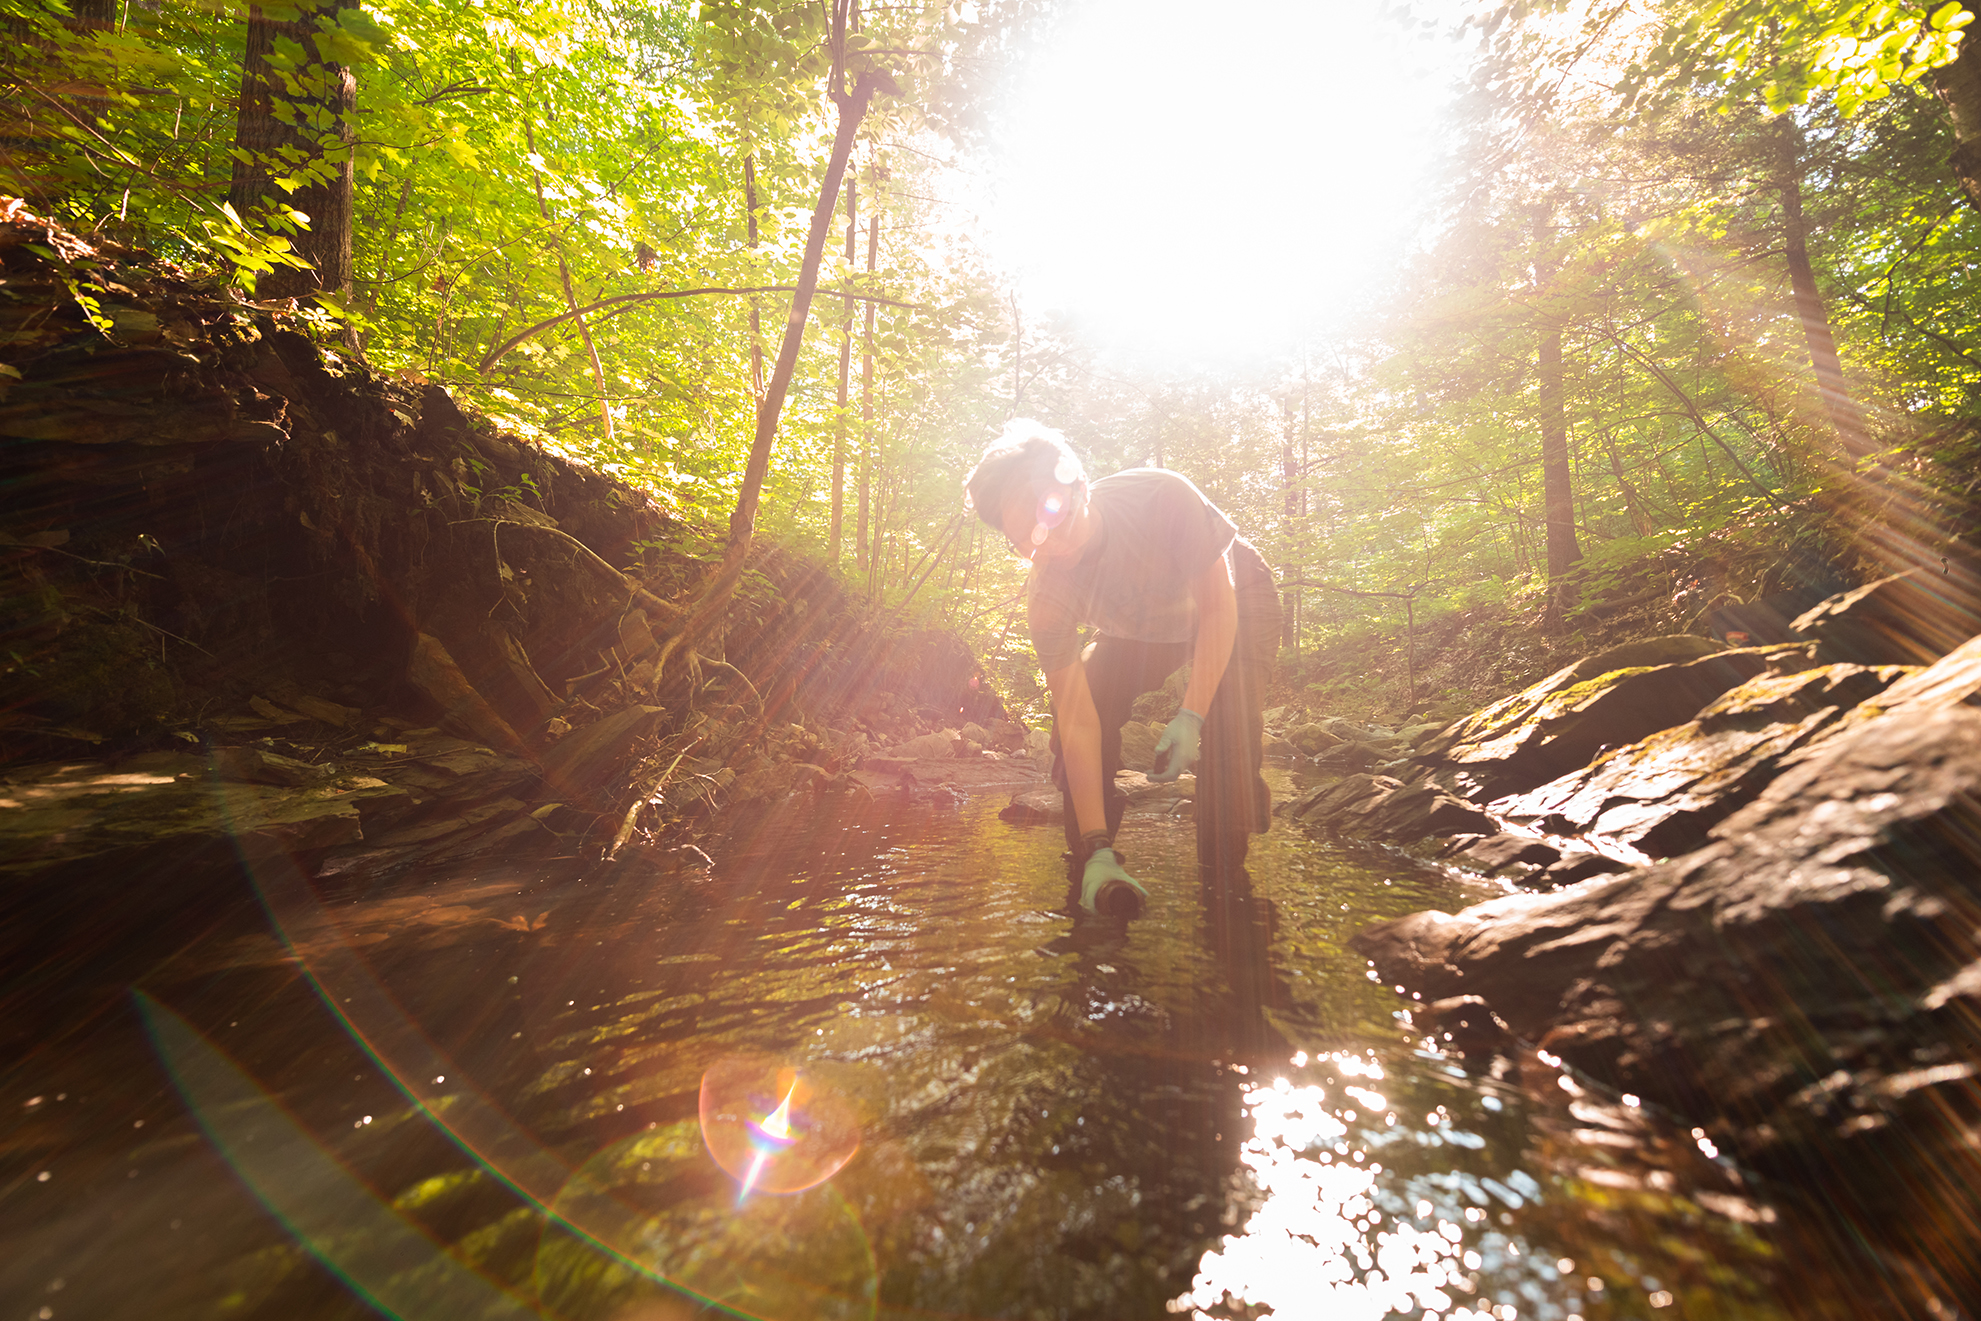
[{"xmin": 700, "ymin": 1058, "xmax": 861, "ymax": 1199}]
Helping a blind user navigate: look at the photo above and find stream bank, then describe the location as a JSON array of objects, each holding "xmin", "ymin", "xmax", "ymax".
[
  {"xmin": 1276, "ymin": 562, "xmax": 1981, "ymax": 1307},
  {"xmin": 0, "ymin": 200, "xmax": 1037, "ymax": 974}
]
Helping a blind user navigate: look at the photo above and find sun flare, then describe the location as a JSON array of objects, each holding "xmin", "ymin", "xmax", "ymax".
[{"xmin": 987, "ymin": 0, "xmax": 1464, "ymax": 362}]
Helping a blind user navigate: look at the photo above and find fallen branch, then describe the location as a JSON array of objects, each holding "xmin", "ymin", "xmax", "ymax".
[
  {"xmin": 606, "ymin": 741, "xmax": 696, "ymax": 862},
  {"xmin": 3, "ymin": 539, "xmax": 168, "ymax": 579}
]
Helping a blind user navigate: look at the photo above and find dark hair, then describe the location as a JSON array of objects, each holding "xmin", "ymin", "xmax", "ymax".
[{"xmin": 963, "ymin": 421, "xmax": 1086, "ymax": 529}]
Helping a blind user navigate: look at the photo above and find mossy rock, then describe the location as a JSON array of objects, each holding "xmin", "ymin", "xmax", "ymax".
[{"xmin": 1287, "ymin": 722, "xmax": 1342, "ymax": 756}]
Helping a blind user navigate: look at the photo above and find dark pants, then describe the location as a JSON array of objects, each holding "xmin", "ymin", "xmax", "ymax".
[{"xmin": 1050, "ymin": 539, "xmax": 1282, "ymax": 873}]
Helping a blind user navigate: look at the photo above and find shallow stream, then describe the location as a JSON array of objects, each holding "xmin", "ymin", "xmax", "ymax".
[{"xmin": 0, "ymin": 772, "xmax": 1884, "ymax": 1319}]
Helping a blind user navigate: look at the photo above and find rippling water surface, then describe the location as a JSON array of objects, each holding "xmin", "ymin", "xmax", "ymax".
[{"xmin": 2, "ymin": 773, "xmax": 1847, "ymax": 1319}]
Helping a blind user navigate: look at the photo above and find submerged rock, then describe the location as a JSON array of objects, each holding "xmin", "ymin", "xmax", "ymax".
[
  {"xmin": 1000, "ymin": 786, "xmax": 1063, "ymax": 824},
  {"xmin": 996, "ymin": 769, "xmax": 1198, "ymax": 827}
]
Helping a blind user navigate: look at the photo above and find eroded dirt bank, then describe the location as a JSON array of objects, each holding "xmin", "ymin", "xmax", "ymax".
[{"xmin": 0, "ymin": 201, "xmax": 1042, "ymax": 1027}]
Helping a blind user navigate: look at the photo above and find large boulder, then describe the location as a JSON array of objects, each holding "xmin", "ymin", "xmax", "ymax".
[
  {"xmin": 1352, "ymin": 632, "xmax": 1981, "ymax": 1210},
  {"xmin": 884, "ymin": 731, "xmax": 958, "ymax": 760},
  {"xmin": 1792, "ymin": 566, "xmax": 1981, "ymax": 667},
  {"xmin": 1118, "ymin": 720, "xmax": 1163, "ymax": 772},
  {"xmin": 1279, "ymin": 771, "xmax": 1492, "ymax": 843},
  {"xmin": 1492, "ymin": 661, "xmax": 1912, "ymax": 861},
  {"xmin": 1356, "ymin": 782, "xmax": 1496, "ymax": 839},
  {"xmin": 1438, "ymin": 831, "xmax": 1562, "ymax": 877},
  {"xmin": 1413, "ymin": 636, "xmax": 1774, "ymax": 801}
]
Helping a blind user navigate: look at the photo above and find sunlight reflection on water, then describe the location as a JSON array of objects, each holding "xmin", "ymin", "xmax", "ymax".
[
  {"xmin": 1180, "ymin": 1060, "xmax": 1474, "ymax": 1321},
  {"xmin": 1178, "ymin": 1048, "xmax": 1595, "ymax": 1321}
]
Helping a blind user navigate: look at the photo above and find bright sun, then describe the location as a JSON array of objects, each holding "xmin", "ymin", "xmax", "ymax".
[{"xmin": 985, "ymin": 0, "xmax": 1463, "ymax": 364}]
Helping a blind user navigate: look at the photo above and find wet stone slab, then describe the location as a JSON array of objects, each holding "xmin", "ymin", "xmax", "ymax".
[{"xmin": 1492, "ymin": 661, "xmax": 1913, "ymax": 861}]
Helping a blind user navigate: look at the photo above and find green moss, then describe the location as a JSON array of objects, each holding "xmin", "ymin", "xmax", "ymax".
[{"xmin": 1551, "ymin": 664, "xmax": 1659, "ymax": 709}]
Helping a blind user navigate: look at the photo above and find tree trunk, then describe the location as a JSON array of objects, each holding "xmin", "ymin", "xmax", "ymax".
[
  {"xmin": 1932, "ymin": 5, "xmax": 1981, "ymax": 212},
  {"xmin": 1777, "ymin": 117, "xmax": 1866, "ymax": 454},
  {"xmin": 726, "ymin": 78, "xmax": 876, "ymax": 557},
  {"xmin": 3, "ymin": 0, "xmax": 119, "ymax": 204},
  {"xmin": 229, "ymin": 0, "xmax": 356, "ymax": 300},
  {"xmin": 744, "ymin": 153, "xmax": 765, "ymax": 400},
  {"xmin": 831, "ymin": 177, "xmax": 857, "ymax": 566},
  {"xmin": 61, "ymin": 0, "xmax": 116, "ymax": 117},
  {"xmin": 1009, "ymin": 290, "xmax": 1021, "ymax": 415},
  {"xmin": 1534, "ymin": 204, "xmax": 1581, "ymax": 587},
  {"xmin": 1602, "ymin": 428, "xmax": 1656, "ymax": 535},
  {"xmin": 1280, "ymin": 399, "xmax": 1299, "ymax": 654},
  {"xmin": 655, "ymin": 72, "xmax": 881, "ymax": 679},
  {"xmin": 1280, "ymin": 400, "xmax": 1299, "ymax": 521},
  {"xmin": 858, "ymin": 179, "xmax": 879, "ymax": 574},
  {"xmin": 1539, "ymin": 325, "xmax": 1580, "ymax": 577},
  {"xmin": 527, "ymin": 122, "xmax": 612, "ymax": 443},
  {"xmin": 1295, "ymin": 377, "xmax": 1309, "ymax": 656}
]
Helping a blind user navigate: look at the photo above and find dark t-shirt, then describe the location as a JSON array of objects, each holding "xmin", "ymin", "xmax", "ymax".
[{"xmin": 1028, "ymin": 468, "xmax": 1238, "ymax": 672}]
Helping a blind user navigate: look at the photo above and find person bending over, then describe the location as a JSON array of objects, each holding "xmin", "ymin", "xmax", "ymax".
[{"xmin": 965, "ymin": 421, "xmax": 1283, "ymax": 913}]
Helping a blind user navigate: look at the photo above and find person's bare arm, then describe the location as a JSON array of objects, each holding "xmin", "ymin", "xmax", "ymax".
[
  {"xmin": 1180, "ymin": 550, "xmax": 1237, "ymax": 717},
  {"xmin": 1044, "ymin": 657, "xmax": 1108, "ymax": 840}
]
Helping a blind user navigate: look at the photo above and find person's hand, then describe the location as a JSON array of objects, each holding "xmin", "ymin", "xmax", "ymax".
[
  {"xmin": 1149, "ymin": 708, "xmax": 1204, "ymax": 782},
  {"xmin": 1080, "ymin": 847, "xmax": 1147, "ymax": 915}
]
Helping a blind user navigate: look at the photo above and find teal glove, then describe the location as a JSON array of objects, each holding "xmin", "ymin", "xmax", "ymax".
[
  {"xmin": 1080, "ymin": 847, "xmax": 1147, "ymax": 915},
  {"xmin": 1149, "ymin": 707, "xmax": 1204, "ymax": 782}
]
